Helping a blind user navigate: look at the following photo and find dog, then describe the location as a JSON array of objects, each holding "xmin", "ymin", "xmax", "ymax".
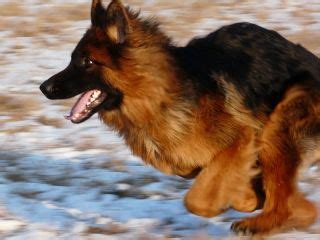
[{"xmin": 40, "ymin": 0, "xmax": 320, "ymax": 235}]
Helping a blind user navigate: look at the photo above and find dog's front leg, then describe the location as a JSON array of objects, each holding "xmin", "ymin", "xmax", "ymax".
[{"xmin": 184, "ymin": 128, "xmax": 261, "ymax": 217}]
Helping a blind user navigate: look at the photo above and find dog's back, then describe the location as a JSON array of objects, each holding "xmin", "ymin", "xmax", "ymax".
[{"xmin": 172, "ymin": 22, "xmax": 320, "ymax": 114}]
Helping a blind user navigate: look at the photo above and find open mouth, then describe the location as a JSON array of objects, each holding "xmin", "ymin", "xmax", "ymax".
[{"xmin": 65, "ymin": 89, "xmax": 107, "ymax": 124}]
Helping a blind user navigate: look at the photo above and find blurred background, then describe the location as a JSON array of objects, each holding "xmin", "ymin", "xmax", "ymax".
[{"xmin": 1, "ymin": 0, "xmax": 320, "ymax": 239}]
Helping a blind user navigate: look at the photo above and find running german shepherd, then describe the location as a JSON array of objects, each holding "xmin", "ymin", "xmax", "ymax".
[{"xmin": 40, "ymin": 0, "xmax": 320, "ymax": 235}]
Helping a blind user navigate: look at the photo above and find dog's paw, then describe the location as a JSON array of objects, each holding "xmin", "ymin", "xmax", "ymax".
[{"xmin": 231, "ymin": 220, "xmax": 257, "ymax": 236}]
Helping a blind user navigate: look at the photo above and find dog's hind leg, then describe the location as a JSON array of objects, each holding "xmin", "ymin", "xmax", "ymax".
[
  {"xmin": 231, "ymin": 86, "xmax": 318, "ymax": 235},
  {"xmin": 184, "ymin": 128, "xmax": 261, "ymax": 217}
]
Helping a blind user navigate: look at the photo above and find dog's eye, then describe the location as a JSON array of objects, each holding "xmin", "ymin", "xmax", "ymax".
[{"xmin": 83, "ymin": 57, "xmax": 94, "ymax": 68}]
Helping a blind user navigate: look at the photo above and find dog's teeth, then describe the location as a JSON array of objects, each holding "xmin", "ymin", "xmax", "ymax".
[
  {"xmin": 88, "ymin": 90, "xmax": 101, "ymax": 104},
  {"xmin": 93, "ymin": 90, "xmax": 101, "ymax": 98}
]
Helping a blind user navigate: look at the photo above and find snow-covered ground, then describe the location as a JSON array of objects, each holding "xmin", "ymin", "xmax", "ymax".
[{"xmin": 1, "ymin": 0, "xmax": 320, "ymax": 239}]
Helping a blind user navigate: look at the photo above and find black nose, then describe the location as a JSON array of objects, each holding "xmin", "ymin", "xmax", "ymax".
[{"xmin": 40, "ymin": 80, "xmax": 57, "ymax": 99}]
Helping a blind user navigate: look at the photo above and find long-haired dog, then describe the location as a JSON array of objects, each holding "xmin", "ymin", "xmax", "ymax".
[{"xmin": 40, "ymin": 0, "xmax": 320, "ymax": 235}]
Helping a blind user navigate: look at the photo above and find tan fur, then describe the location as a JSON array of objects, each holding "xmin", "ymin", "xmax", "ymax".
[
  {"xmin": 106, "ymin": 25, "xmax": 120, "ymax": 43},
  {"xmin": 216, "ymin": 75, "xmax": 266, "ymax": 130}
]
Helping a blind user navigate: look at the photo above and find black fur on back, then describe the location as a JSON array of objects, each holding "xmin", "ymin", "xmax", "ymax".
[{"xmin": 170, "ymin": 22, "xmax": 320, "ymax": 113}]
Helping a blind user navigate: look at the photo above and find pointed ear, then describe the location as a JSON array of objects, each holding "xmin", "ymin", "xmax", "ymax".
[
  {"xmin": 105, "ymin": 0, "xmax": 130, "ymax": 44},
  {"xmin": 91, "ymin": 0, "xmax": 107, "ymax": 27}
]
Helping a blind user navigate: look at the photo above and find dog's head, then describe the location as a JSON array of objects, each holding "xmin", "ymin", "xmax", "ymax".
[
  {"xmin": 40, "ymin": 0, "xmax": 171, "ymax": 124},
  {"xmin": 40, "ymin": 0, "xmax": 129, "ymax": 124}
]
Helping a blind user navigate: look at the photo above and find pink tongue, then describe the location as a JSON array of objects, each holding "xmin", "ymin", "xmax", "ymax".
[{"xmin": 65, "ymin": 90, "xmax": 95, "ymax": 120}]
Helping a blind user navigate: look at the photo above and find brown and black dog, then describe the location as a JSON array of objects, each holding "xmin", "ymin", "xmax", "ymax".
[{"xmin": 40, "ymin": 0, "xmax": 320, "ymax": 235}]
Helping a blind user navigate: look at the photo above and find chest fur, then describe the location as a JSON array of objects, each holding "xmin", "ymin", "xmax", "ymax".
[{"xmin": 124, "ymin": 114, "xmax": 239, "ymax": 175}]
